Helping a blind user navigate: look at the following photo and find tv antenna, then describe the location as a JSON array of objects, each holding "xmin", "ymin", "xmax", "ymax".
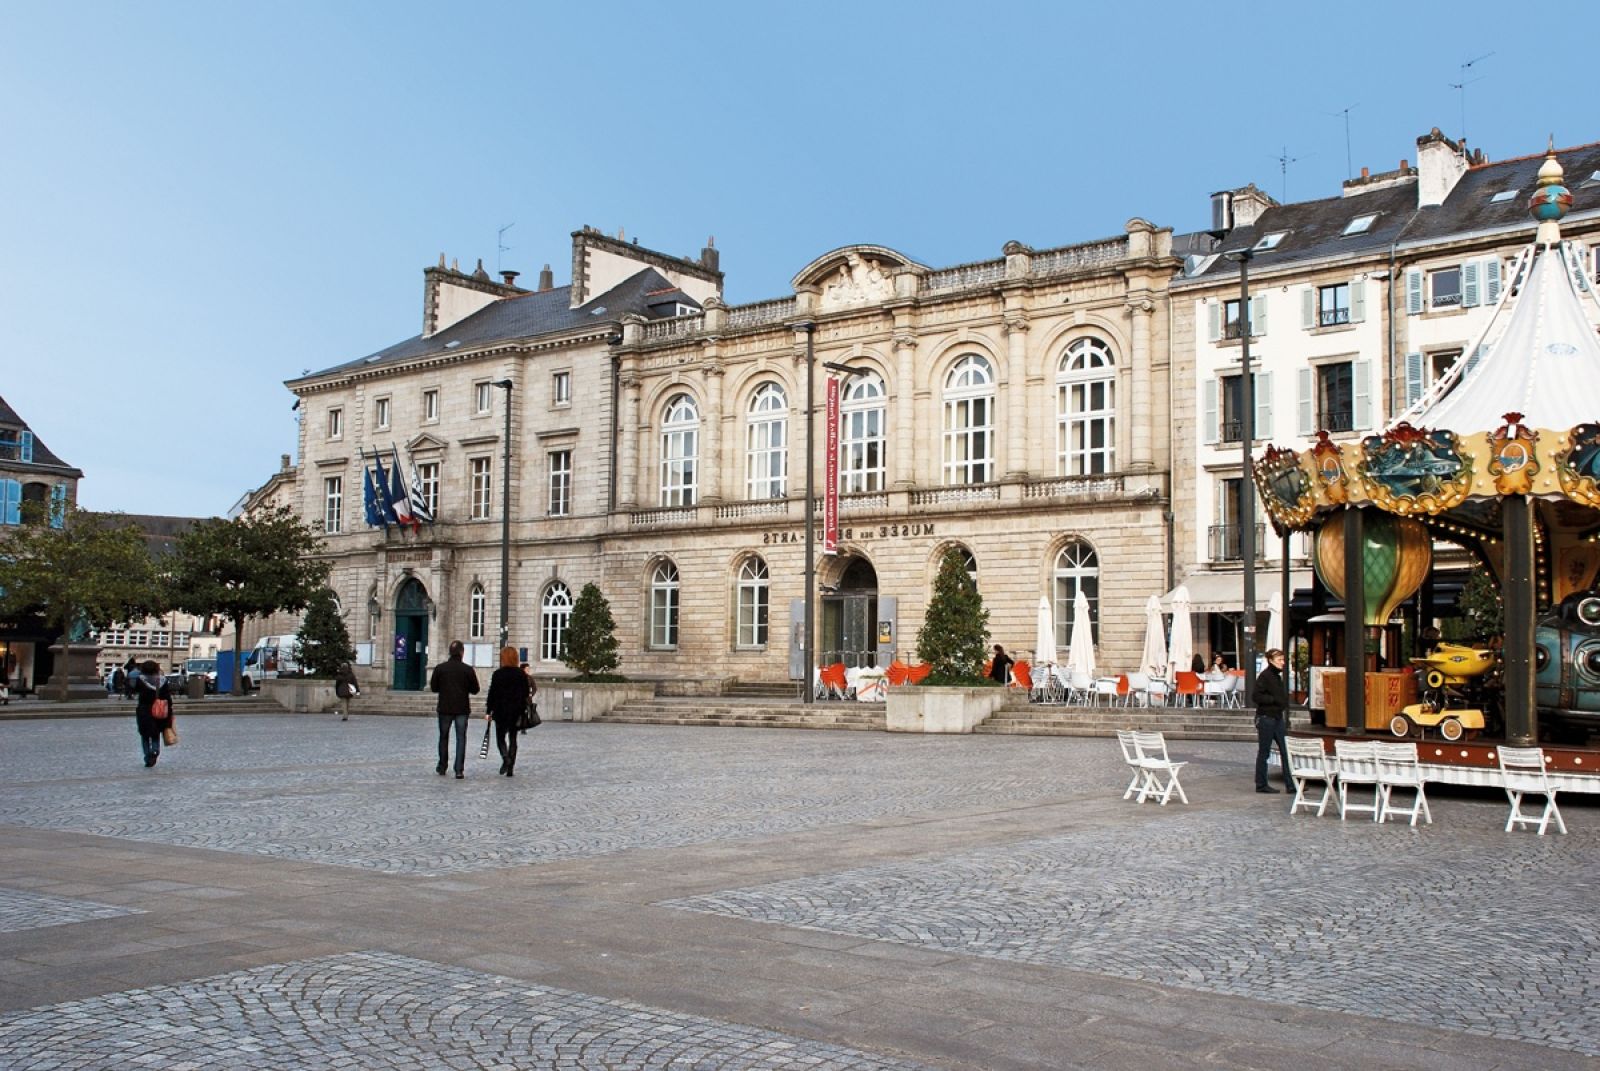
[
  {"xmin": 496, "ymin": 222, "xmax": 515, "ymax": 273},
  {"xmin": 1325, "ymin": 103, "xmax": 1358, "ymax": 179},
  {"xmin": 1450, "ymin": 52, "xmax": 1493, "ymax": 143},
  {"xmin": 1273, "ymin": 146, "xmax": 1312, "ymax": 203}
]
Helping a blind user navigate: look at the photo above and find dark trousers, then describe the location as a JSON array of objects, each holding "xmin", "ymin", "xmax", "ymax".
[
  {"xmin": 494, "ymin": 721, "xmax": 518, "ymax": 771},
  {"xmin": 437, "ymin": 713, "xmax": 468, "ymax": 773},
  {"xmin": 1255, "ymin": 712, "xmax": 1290, "ymax": 788},
  {"xmin": 139, "ymin": 730, "xmax": 161, "ymax": 763}
]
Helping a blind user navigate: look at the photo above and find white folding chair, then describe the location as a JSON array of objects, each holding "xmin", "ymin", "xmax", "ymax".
[
  {"xmin": 1092, "ymin": 677, "xmax": 1119, "ymax": 706},
  {"xmin": 1144, "ymin": 677, "xmax": 1171, "ymax": 706},
  {"xmin": 1126, "ymin": 673, "xmax": 1151, "ymax": 708},
  {"xmin": 1064, "ymin": 669, "xmax": 1093, "ymax": 706},
  {"xmin": 1375, "ymin": 741, "xmax": 1432, "ymax": 826},
  {"xmin": 1031, "ymin": 664, "xmax": 1059, "ymax": 704},
  {"xmin": 1285, "ymin": 737, "xmax": 1337, "ymax": 817},
  {"xmin": 1498, "ymin": 746, "xmax": 1567, "ymax": 835},
  {"xmin": 1115, "ymin": 729, "xmax": 1146, "ymax": 801},
  {"xmin": 1332, "ymin": 740, "xmax": 1380, "ymax": 821},
  {"xmin": 1131, "ymin": 731, "xmax": 1188, "ymax": 805},
  {"xmin": 1225, "ymin": 674, "xmax": 1247, "ymax": 708},
  {"xmin": 1200, "ymin": 678, "xmax": 1228, "ymax": 707}
]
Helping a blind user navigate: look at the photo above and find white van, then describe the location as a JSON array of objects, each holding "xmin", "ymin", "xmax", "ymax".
[{"xmin": 240, "ymin": 636, "xmax": 303, "ymax": 692}]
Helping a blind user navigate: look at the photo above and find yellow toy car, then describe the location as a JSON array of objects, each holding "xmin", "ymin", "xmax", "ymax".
[{"xmin": 1392, "ymin": 701, "xmax": 1485, "ymax": 741}]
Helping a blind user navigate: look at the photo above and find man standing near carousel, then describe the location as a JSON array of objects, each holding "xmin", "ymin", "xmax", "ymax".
[{"xmin": 1252, "ymin": 648, "xmax": 1291, "ymax": 793}]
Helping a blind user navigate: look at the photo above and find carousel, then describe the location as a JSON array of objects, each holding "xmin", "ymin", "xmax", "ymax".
[{"xmin": 1255, "ymin": 145, "xmax": 1600, "ymax": 778}]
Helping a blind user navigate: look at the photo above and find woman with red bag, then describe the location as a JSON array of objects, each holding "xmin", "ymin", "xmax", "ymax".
[{"xmin": 133, "ymin": 659, "xmax": 175, "ymax": 768}]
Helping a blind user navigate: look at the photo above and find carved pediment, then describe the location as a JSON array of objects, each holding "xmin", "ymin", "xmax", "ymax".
[
  {"xmin": 792, "ymin": 246, "xmax": 922, "ymax": 311},
  {"xmin": 406, "ymin": 432, "xmax": 449, "ymax": 455}
]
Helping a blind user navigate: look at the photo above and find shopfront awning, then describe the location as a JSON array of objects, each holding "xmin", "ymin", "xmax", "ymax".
[{"xmin": 1162, "ymin": 570, "xmax": 1312, "ymax": 615}]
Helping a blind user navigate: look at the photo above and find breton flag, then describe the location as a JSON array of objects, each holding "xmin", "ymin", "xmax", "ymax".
[
  {"xmin": 371, "ymin": 449, "xmax": 398, "ymax": 526},
  {"xmin": 361, "ymin": 455, "xmax": 385, "ymax": 527},
  {"xmin": 405, "ymin": 448, "xmax": 434, "ymax": 525},
  {"xmin": 389, "ymin": 444, "xmax": 418, "ymax": 531}
]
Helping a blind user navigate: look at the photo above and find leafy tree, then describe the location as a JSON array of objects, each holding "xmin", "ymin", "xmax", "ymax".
[
  {"xmin": 166, "ymin": 506, "xmax": 330, "ymax": 693},
  {"xmin": 916, "ymin": 547, "xmax": 991, "ymax": 684},
  {"xmin": 1441, "ymin": 563, "xmax": 1503, "ymax": 643},
  {"xmin": 563, "ymin": 582, "xmax": 622, "ymax": 680},
  {"xmin": 295, "ymin": 587, "xmax": 355, "ymax": 678},
  {"xmin": 0, "ymin": 504, "xmax": 156, "ymax": 700}
]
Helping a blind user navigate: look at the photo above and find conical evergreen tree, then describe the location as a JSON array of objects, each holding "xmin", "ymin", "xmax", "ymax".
[
  {"xmin": 563, "ymin": 582, "xmax": 622, "ymax": 680},
  {"xmin": 296, "ymin": 587, "xmax": 355, "ymax": 678},
  {"xmin": 916, "ymin": 548, "xmax": 990, "ymax": 684}
]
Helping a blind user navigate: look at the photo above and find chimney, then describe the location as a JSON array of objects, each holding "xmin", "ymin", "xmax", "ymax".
[
  {"xmin": 538, "ymin": 264, "xmax": 554, "ymax": 291},
  {"xmin": 500, "ymin": 270, "xmax": 520, "ymax": 287},
  {"xmin": 280, "ymin": 454, "xmax": 291, "ymax": 472},
  {"xmin": 1416, "ymin": 128, "xmax": 1468, "ymax": 207},
  {"xmin": 700, "ymin": 235, "xmax": 719, "ymax": 272},
  {"xmin": 472, "ymin": 258, "xmax": 491, "ymax": 281},
  {"xmin": 1360, "ymin": 167, "xmax": 1370, "ymax": 179}
]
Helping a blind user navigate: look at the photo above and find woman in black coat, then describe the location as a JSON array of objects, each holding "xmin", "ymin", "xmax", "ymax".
[
  {"xmin": 133, "ymin": 659, "xmax": 174, "ymax": 768},
  {"xmin": 485, "ymin": 646, "xmax": 531, "ymax": 776}
]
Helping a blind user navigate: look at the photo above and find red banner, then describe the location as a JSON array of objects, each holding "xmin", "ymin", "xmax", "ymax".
[{"xmin": 824, "ymin": 376, "xmax": 840, "ymax": 554}]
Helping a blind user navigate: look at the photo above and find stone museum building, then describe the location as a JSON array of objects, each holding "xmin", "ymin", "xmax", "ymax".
[{"xmin": 284, "ymin": 224, "xmax": 1182, "ymax": 688}]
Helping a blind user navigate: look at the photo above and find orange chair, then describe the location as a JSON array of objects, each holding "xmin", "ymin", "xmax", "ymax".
[
  {"xmin": 820, "ymin": 662, "xmax": 851, "ymax": 700},
  {"xmin": 983, "ymin": 659, "xmax": 994, "ymax": 678},
  {"xmin": 907, "ymin": 662, "xmax": 932, "ymax": 685},
  {"xmin": 1115, "ymin": 674, "xmax": 1131, "ymax": 705},
  {"xmin": 1173, "ymin": 671, "xmax": 1203, "ymax": 708},
  {"xmin": 885, "ymin": 661, "xmax": 911, "ymax": 687},
  {"xmin": 1010, "ymin": 661, "xmax": 1034, "ymax": 692}
]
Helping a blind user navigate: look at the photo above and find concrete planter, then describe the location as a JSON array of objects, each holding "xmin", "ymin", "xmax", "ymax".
[
  {"xmin": 885, "ymin": 685, "xmax": 1007, "ymax": 733},
  {"xmin": 546, "ymin": 681, "xmax": 657, "ymax": 722},
  {"xmin": 265, "ymin": 678, "xmax": 338, "ymax": 714}
]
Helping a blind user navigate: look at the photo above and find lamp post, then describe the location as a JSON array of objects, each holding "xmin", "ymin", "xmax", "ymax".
[
  {"xmin": 799, "ymin": 324, "xmax": 816, "ymax": 704},
  {"xmin": 1225, "ymin": 248, "xmax": 1260, "ymax": 675},
  {"xmin": 493, "ymin": 378, "xmax": 514, "ymax": 650}
]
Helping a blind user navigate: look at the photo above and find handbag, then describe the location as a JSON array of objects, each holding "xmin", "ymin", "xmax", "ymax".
[
  {"xmin": 478, "ymin": 720, "xmax": 492, "ymax": 759},
  {"xmin": 518, "ymin": 700, "xmax": 541, "ymax": 732},
  {"xmin": 162, "ymin": 724, "xmax": 178, "ymax": 746}
]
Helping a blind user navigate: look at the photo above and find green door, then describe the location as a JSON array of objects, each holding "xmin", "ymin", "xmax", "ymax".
[{"xmin": 392, "ymin": 579, "xmax": 431, "ymax": 691}]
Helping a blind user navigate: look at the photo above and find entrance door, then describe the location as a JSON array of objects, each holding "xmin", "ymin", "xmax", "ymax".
[
  {"xmin": 821, "ymin": 557, "xmax": 879, "ymax": 668},
  {"xmin": 392, "ymin": 578, "xmax": 431, "ymax": 691}
]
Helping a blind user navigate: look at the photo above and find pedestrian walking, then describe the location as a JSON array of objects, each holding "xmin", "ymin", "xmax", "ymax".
[
  {"xmin": 988, "ymin": 644, "xmax": 1013, "ymax": 685},
  {"xmin": 1252, "ymin": 647, "xmax": 1291, "ymax": 794},
  {"xmin": 486, "ymin": 647, "xmax": 531, "ymax": 776},
  {"xmin": 428, "ymin": 640, "xmax": 479, "ymax": 779},
  {"xmin": 334, "ymin": 662, "xmax": 360, "ymax": 721},
  {"xmin": 133, "ymin": 659, "xmax": 175, "ymax": 768}
]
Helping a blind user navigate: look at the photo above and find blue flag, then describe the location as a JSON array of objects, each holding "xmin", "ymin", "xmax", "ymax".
[
  {"xmin": 362, "ymin": 461, "xmax": 384, "ymax": 527},
  {"xmin": 372, "ymin": 450, "xmax": 398, "ymax": 525}
]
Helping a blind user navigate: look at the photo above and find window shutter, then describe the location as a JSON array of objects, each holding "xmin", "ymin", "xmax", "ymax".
[
  {"xmin": 1206, "ymin": 302, "xmax": 1220, "ymax": 342},
  {"xmin": 1255, "ymin": 371, "xmax": 1273, "ymax": 440},
  {"xmin": 1406, "ymin": 268, "xmax": 1424, "ymax": 314},
  {"xmin": 1250, "ymin": 295, "xmax": 1268, "ymax": 336},
  {"xmin": 49, "ymin": 483, "xmax": 67, "ymax": 528},
  {"xmin": 19, "ymin": 431, "xmax": 33, "ymax": 463},
  {"xmin": 1404, "ymin": 352, "xmax": 1425, "ymax": 406},
  {"xmin": 1352, "ymin": 360, "xmax": 1372, "ymax": 430},
  {"xmin": 1484, "ymin": 256, "xmax": 1503, "ymax": 303},
  {"xmin": 1461, "ymin": 260, "xmax": 1481, "ymax": 307},
  {"xmin": 1202, "ymin": 377, "xmax": 1218, "ymax": 444},
  {"xmin": 1350, "ymin": 279, "xmax": 1366, "ymax": 323},
  {"xmin": 0, "ymin": 480, "xmax": 19, "ymax": 526},
  {"xmin": 1296, "ymin": 369, "xmax": 1314, "ymax": 436},
  {"xmin": 1301, "ymin": 288, "xmax": 1315, "ymax": 330}
]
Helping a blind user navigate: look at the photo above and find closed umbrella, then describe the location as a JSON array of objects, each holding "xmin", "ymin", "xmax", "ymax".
[
  {"xmin": 1140, "ymin": 594, "xmax": 1168, "ymax": 677},
  {"xmin": 1034, "ymin": 596, "xmax": 1056, "ymax": 669},
  {"xmin": 1265, "ymin": 591, "xmax": 1284, "ymax": 652},
  {"xmin": 1067, "ymin": 588, "xmax": 1095, "ymax": 679},
  {"xmin": 1168, "ymin": 585, "xmax": 1193, "ymax": 678}
]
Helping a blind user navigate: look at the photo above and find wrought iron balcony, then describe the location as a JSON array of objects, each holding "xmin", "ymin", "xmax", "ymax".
[{"xmin": 1208, "ymin": 523, "xmax": 1267, "ymax": 562}]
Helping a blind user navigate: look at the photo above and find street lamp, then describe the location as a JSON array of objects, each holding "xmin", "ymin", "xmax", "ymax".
[
  {"xmin": 493, "ymin": 378, "xmax": 514, "ymax": 649},
  {"xmin": 798, "ymin": 324, "xmax": 816, "ymax": 704},
  {"xmin": 1223, "ymin": 248, "xmax": 1259, "ymax": 675}
]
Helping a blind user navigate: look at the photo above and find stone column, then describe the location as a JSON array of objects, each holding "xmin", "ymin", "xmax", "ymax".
[
  {"xmin": 702, "ymin": 359, "xmax": 725, "ymax": 504},
  {"xmin": 1004, "ymin": 316, "xmax": 1030, "ymax": 479},
  {"xmin": 1127, "ymin": 298, "xmax": 1154, "ymax": 471},
  {"xmin": 893, "ymin": 332, "xmax": 917, "ymax": 489},
  {"xmin": 619, "ymin": 374, "xmax": 641, "ymax": 510}
]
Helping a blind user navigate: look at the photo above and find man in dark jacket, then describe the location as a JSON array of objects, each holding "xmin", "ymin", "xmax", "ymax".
[
  {"xmin": 1252, "ymin": 647, "xmax": 1291, "ymax": 793},
  {"xmin": 429, "ymin": 640, "xmax": 479, "ymax": 778}
]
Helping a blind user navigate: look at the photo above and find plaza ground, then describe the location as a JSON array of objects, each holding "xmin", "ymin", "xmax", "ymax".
[{"xmin": 0, "ymin": 713, "xmax": 1594, "ymax": 1069}]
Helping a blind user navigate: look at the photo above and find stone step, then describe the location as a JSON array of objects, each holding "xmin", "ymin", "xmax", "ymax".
[{"xmin": 726, "ymin": 681, "xmax": 805, "ymax": 699}]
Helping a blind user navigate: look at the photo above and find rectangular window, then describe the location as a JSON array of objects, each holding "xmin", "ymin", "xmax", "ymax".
[
  {"xmin": 423, "ymin": 388, "xmax": 439, "ymax": 422},
  {"xmin": 470, "ymin": 457, "xmax": 492, "ymax": 519},
  {"xmin": 1317, "ymin": 284, "xmax": 1351, "ymax": 327},
  {"xmin": 552, "ymin": 371, "xmax": 571, "ymax": 407},
  {"xmin": 327, "ymin": 407, "xmax": 343, "ymax": 440},
  {"xmin": 840, "ymin": 405, "xmax": 885, "ymax": 493},
  {"xmin": 1316, "ymin": 362, "xmax": 1355, "ymax": 432},
  {"xmin": 1430, "ymin": 350, "xmax": 1462, "ymax": 383},
  {"xmin": 1342, "ymin": 213, "xmax": 1378, "ymax": 236},
  {"xmin": 323, "ymin": 476, "xmax": 343, "ymax": 533},
  {"xmin": 474, "ymin": 381, "xmax": 493, "ymax": 415},
  {"xmin": 416, "ymin": 461, "xmax": 439, "ymax": 519},
  {"xmin": 374, "ymin": 397, "xmax": 391, "ymax": 430},
  {"xmin": 1222, "ymin": 299, "xmax": 1244, "ymax": 339},
  {"xmin": 1430, "ymin": 267, "xmax": 1462, "ymax": 308},
  {"xmin": 548, "ymin": 450, "xmax": 572, "ymax": 516}
]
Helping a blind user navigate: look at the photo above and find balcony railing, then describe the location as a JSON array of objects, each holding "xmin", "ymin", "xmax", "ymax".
[
  {"xmin": 1319, "ymin": 410, "xmax": 1355, "ymax": 434},
  {"xmin": 1209, "ymin": 523, "xmax": 1267, "ymax": 562},
  {"xmin": 1318, "ymin": 308, "xmax": 1351, "ymax": 327}
]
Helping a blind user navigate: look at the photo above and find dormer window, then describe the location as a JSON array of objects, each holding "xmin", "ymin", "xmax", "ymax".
[
  {"xmin": 1490, "ymin": 189, "xmax": 1519, "ymax": 203},
  {"xmin": 1253, "ymin": 231, "xmax": 1287, "ymax": 252},
  {"xmin": 1342, "ymin": 214, "xmax": 1378, "ymax": 236},
  {"xmin": 0, "ymin": 429, "xmax": 34, "ymax": 463}
]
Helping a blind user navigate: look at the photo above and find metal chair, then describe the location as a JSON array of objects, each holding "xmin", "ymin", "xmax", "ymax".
[
  {"xmin": 1144, "ymin": 676, "xmax": 1172, "ymax": 706},
  {"xmin": 1063, "ymin": 668, "xmax": 1093, "ymax": 706},
  {"xmin": 1091, "ymin": 677, "xmax": 1120, "ymax": 706},
  {"xmin": 1375, "ymin": 741, "xmax": 1432, "ymax": 826},
  {"xmin": 1332, "ymin": 740, "xmax": 1381, "ymax": 821},
  {"xmin": 1285, "ymin": 737, "xmax": 1337, "ymax": 817},
  {"xmin": 1126, "ymin": 672, "xmax": 1151, "ymax": 708},
  {"xmin": 1497, "ymin": 746, "xmax": 1567, "ymax": 835}
]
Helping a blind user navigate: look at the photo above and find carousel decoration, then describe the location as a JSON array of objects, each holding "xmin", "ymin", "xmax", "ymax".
[
  {"xmin": 1555, "ymin": 422, "xmax": 1600, "ymax": 507},
  {"xmin": 1312, "ymin": 511, "xmax": 1432, "ymax": 627},
  {"xmin": 1358, "ymin": 422, "xmax": 1472, "ymax": 514},
  {"xmin": 1308, "ymin": 430, "xmax": 1350, "ymax": 505},
  {"xmin": 1258, "ymin": 444, "xmax": 1316, "ymax": 528},
  {"xmin": 1487, "ymin": 412, "xmax": 1540, "ymax": 495}
]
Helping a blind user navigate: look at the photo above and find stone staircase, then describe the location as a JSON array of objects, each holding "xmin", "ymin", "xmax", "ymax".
[
  {"xmin": 974, "ymin": 694, "xmax": 1309, "ymax": 741},
  {"xmin": 725, "ymin": 680, "xmax": 806, "ymax": 700},
  {"xmin": 595, "ymin": 695, "xmax": 886, "ymax": 731}
]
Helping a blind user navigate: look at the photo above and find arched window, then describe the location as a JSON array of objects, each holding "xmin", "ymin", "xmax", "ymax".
[
  {"xmin": 649, "ymin": 560, "xmax": 680, "ymax": 649},
  {"xmin": 1054, "ymin": 539, "xmax": 1100, "ymax": 648},
  {"xmin": 660, "ymin": 394, "xmax": 699, "ymax": 507},
  {"xmin": 735, "ymin": 557, "xmax": 769, "ymax": 648},
  {"xmin": 541, "ymin": 582, "xmax": 573, "ymax": 663},
  {"xmin": 839, "ymin": 372, "xmax": 886, "ymax": 493},
  {"xmin": 745, "ymin": 382, "xmax": 788, "ymax": 499},
  {"xmin": 1057, "ymin": 338, "xmax": 1116, "ymax": 476},
  {"xmin": 942, "ymin": 354, "xmax": 994, "ymax": 485},
  {"xmin": 468, "ymin": 584, "xmax": 486, "ymax": 640}
]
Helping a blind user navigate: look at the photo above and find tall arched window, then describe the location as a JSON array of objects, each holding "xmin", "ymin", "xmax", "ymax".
[
  {"xmin": 660, "ymin": 394, "xmax": 699, "ymax": 507},
  {"xmin": 942, "ymin": 354, "xmax": 994, "ymax": 485},
  {"xmin": 735, "ymin": 557, "xmax": 769, "ymax": 648},
  {"xmin": 1054, "ymin": 539, "xmax": 1100, "ymax": 648},
  {"xmin": 541, "ymin": 582, "xmax": 573, "ymax": 662},
  {"xmin": 468, "ymin": 584, "xmax": 486, "ymax": 640},
  {"xmin": 745, "ymin": 382, "xmax": 788, "ymax": 499},
  {"xmin": 1057, "ymin": 338, "xmax": 1116, "ymax": 476},
  {"xmin": 650, "ymin": 560, "xmax": 680, "ymax": 648},
  {"xmin": 839, "ymin": 372, "xmax": 886, "ymax": 493}
]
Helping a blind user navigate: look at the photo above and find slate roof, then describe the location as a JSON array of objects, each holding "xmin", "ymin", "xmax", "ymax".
[
  {"xmin": 1404, "ymin": 140, "xmax": 1600, "ymax": 242},
  {"xmin": 300, "ymin": 268, "xmax": 697, "ymax": 382},
  {"xmin": 0, "ymin": 393, "xmax": 81, "ymax": 475}
]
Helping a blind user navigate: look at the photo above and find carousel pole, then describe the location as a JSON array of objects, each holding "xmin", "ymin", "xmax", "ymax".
[
  {"xmin": 1502, "ymin": 495, "xmax": 1536, "ymax": 745},
  {"xmin": 1342, "ymin": 506, "xmax": 1366, "ymax": 733}
]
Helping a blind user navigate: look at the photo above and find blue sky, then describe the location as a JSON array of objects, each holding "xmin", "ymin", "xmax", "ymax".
[{"xmin": 3, "ymin": 1, "xmax": 1594, "ymax": 516}]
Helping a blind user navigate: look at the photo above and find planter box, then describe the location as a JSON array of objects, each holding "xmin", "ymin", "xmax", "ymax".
[
  {"xmin": 886, "ymin": 686, "xmax": 1007, "ymax": 733},
  {"xmin": 547, "ymin": 682, "xmax": 657, "ymax": 722},
  {"xmin": 265, "ymin": 678, "xmax": 338, "ymax": 713}
]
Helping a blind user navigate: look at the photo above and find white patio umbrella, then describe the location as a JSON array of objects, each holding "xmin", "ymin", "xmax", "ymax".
[
  {"xmin": 1034, "ymin": 596, "xmax": 1056, "ymax": 668},
  {"xmin": 1167, "ymin": 585, "xmax": 1193, "ymax": 678},
  {"xmin": 1140, "ymin": 594, "xmax": 1168, "ymax": 677},
  {"xmin": 1264, "ymin": 590, "xmax": 1284, "ymax": 652},
  {"xmin": 1067, "ymin": 588, "xmax": 1095, "ymax": 679}
]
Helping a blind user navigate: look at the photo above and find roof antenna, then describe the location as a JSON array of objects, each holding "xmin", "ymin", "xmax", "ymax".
[
  {"xmin": 1450, "ymin": 52, "xmax": 1493, "ymax": 143},
  {"xmin": 1325, "ymin": 103, "xmax": 1358, "ymax": 180},
  {"xmin": 1272, "ymin": 146, "xmax": 1311, "ymax": 202},
  {"xmin": 496, "ymin": 222, "xmax": 515, "ymax": 274}
]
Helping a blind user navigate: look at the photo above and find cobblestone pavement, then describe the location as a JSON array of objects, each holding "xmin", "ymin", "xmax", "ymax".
[
  {"xmin": 0, "ymin": 951, "xmax": 935, "ymax": 1070},
  {"xmin": 0, "ymin": 887, "xmax": 139, "ymax": 934}
]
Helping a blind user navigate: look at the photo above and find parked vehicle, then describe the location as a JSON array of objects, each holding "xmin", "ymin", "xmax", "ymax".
[{"xmin": 240, "ymin": 636, "xmax": 303, "ymax": 692}]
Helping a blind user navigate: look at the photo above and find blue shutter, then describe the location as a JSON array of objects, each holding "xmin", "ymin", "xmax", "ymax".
[
  {"xmin": 1350, "ymin": 279, "xmax": 1366, "ymax": 323},
  {"xmin": 1461, "ymin": 261, "xmax": 1481, "ymax": 307},
  {"xmin": 1255, "ymin": 371, "xmax": 1273, "ymax": 440},
  {"xmin": 1202, "ymin": 378, "xmax": 1218, "ymax": 444},
  {"xmin": 1404, "ymin": 352, "xmax": 1425, "ymax": 406},
  {"xmin": 49, "ymin": 483, "xmax": 68, "ymax": 528},
  {"xmin": 1484, "ymin": 257, "xmax": 1503, "ymax": 303},
  {"xmin": 1406, "ymin": 269, "xmax": 1424, "ymax": 314},
  {"xmin": 1296, "ymin": 369, "xmax": 1314, "ymax": 436},
  {"xmin": 0, "ymin": 480, "xmax": 19, "ymax": 526},
  {"xmin": 19, "ymin": 431, "xmax": 33, "ymax": 463},
  {"xmin": 1352, "ymin": 360, "xmax": 1372, "ymax": 430}
]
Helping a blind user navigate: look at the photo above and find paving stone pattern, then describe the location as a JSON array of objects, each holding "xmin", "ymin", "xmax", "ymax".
[
  {"xmin": 667, "ymin": 806, "xmax": 1600, "ymax": 1056},
  {"xmin": 0, "ymin": 950, "xmax": 937, "ymax": 1070},
  {"xmin": 0, "ymin": 716, "xmax": 1148, "ymax": 876},
  {"xmin": 0, "ymin": 887, "xmax": 140, "ymax": 934}
]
